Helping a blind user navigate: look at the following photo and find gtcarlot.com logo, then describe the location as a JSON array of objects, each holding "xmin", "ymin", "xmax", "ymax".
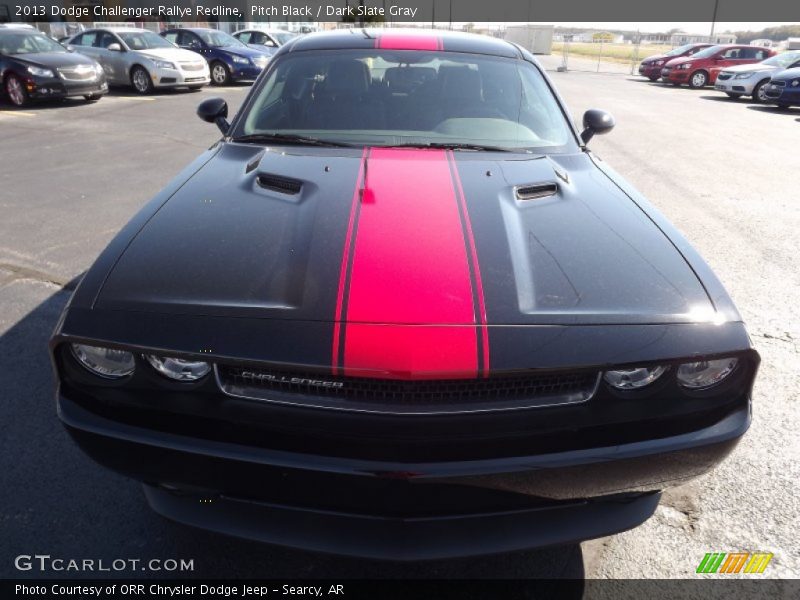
[{"xmin": 14, "ymin": 554, "xmax": 194, "ymax": 573}]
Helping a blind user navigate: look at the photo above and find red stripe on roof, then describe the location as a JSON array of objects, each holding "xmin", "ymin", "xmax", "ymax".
[{"xmin": 376, "ymin": 34, "xmax": 440, "ymax": 51}]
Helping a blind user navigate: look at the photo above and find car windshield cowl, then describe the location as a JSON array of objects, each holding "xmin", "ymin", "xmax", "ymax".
[
  {"xmin": 231, "ymin": 133, "xmax": 357, "ymax": 147},
  {"xmin": 384, "ymin": 141, "xmax": 525, "ymax": 153}
]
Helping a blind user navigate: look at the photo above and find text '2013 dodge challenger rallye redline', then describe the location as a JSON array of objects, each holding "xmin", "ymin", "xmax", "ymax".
[{"xmin": 51, "ymin": 29, "xmax": 759, "ymax": 560}]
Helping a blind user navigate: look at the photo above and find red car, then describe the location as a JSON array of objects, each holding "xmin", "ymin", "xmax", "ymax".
[
  {"xmin": 661, "ymin": 44, "xmax": 776, "ymax": 88},
  {"xmin": 638, "ymin": 43, "xmax": 713, "ymax": 81}
]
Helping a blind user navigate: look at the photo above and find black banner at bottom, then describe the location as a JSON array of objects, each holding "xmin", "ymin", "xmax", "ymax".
[{"xmin": 3, "ymin": 579, "xmax": 798, "ymax": 600}]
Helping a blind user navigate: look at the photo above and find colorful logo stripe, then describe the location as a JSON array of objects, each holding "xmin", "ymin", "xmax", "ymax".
[{"xmin": 696, "ymin": 552, "xmax": 773, "ymax": 574}]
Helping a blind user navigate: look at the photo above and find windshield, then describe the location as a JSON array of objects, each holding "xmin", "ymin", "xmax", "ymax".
[
  {"xmin": 665, "ymin": 43, "xmax": 700, "ymax": 57},
  {"xmin": 197, "ymin": 30, "xmax": 244, "ymax": 48},
  {"xmin": 763, "ymin": 51, "xmax": 800, "ymax": 68},
  {"xmin": 273, "ymin": 32, "xmax": 296, "ymax": 45},
  {"xmin": 0, "ymin": 32, "xmax": 66, "ymax": 55},
  {"xmin": 119, "ymin": 31, "xmax": 175, "ymax": 51},
  {"xmin": 239, "ymin": 50, "xmax": 575, "ymax": 152},
  {"xmin": 690, "ymin": 45, "xmax": 723, "ymax": 59}
]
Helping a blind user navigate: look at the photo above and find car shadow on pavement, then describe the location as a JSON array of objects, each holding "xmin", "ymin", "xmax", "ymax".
[
  {"xmin": 746, "ymin": 104, "xmax": 798, "ymax": 114},
  {"xmin": 0, "ymin": 283, "xmax": 586, "ymax": 589}
]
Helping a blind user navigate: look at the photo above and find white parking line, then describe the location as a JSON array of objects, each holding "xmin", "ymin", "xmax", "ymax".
[{"xmin": 0, "ymin": 110, "xmax": 37, "ymax": 118}]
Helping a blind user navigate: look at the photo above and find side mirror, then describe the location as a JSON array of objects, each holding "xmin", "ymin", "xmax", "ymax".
[
  {"xmin": 107, "ymin": 43, "xmax": 122, "ymax": 52},
  {"xmin": 197, "ymin": 97, "xmax": 230, "ymax": 134},
  {"xmin": 580, "ymin": 109, "xmax": 615, "ymax": 144}
]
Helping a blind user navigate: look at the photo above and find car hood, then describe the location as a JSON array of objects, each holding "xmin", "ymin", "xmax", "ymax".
[
  {"xmin": 722, "ymin": 62, "xmax": 776, "ymax": 73},
  {"xmin": 664, "ymin": 57, "xmax": 696, "ymax": 67},
  {"xmin": 771, "ymin": 66, "xmax": 800, "ymax": 81},
  {"xmin": 642, "ymin": 53, "xmax": 669, "ymax": 63},
  {"xmin": 218, "ymin": 45, "xmax": 267, "ymax": 58},
  {"xmin": 95, "ymin": 144, "xmax": 713, "ymax": 326},
  {"xmin": 136, "ymin": 47, "xmax": 205, "ymax": 63},
  {"xmin": 11, "ymin": 51, "xmax": 97, "ymax": 69}
]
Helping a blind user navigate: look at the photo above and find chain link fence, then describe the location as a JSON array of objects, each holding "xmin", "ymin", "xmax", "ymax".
[{"xmin": 554, "ymin": 33, "xmax": 677, "ymax": 75}]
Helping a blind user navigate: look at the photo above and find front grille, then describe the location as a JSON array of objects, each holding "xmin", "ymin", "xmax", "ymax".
[
  {"xmin": 57, "ymin": 66, "xmax": 97, "ymax": 82},
  {"xmin": 180, "ymin": 62, "xmax": 206, "ymax": 72},
  {"xmin": 216, "ymin": 365, "xmax": 600, "ymax": 414},
  {"xmin": 717, "ymin": 72, "xmax": 733, "ymax": 81}
]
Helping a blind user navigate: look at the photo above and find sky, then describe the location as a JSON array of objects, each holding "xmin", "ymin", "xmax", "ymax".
[{"xmin": 542, "ymin": 22, "xmax": 799, "ymax": 34}]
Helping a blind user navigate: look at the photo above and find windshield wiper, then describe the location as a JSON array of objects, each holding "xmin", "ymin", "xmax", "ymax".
[
  {"xmin": 231, "ymin": 133, "xmax": 355, "ymax": 148},
  {"xmin": 385, "ymin": 142, "xmax": 522, "ymax": 152}
]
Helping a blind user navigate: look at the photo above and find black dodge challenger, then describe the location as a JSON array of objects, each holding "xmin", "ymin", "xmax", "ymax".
[{"xmin": 51, "ymin": 29, "xmax": 759, "ymax": 560}]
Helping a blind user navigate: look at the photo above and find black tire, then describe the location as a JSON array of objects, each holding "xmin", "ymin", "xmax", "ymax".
[
  {"xmin": 648, "ymin": 75, "xmax": 659, "ymax": 82},
  {"xmin": 210, "ymin": 61, "xmax": 231, "ymax": 86},
  {"xmin": 688, "ymin": 70, "xmax": 708, "ymax": 88},
  {"xmin": 130, "ymin": 65, "xmax": 153, "ymax": 94},
  {"xmin": 752, "ymin": 80, "xmax": 770, "ymax": 104},
  {"xmin": 4, "ymin": 73, "xmax": 29, "ymax": 107},
  {"xmin": 83, "ymin": 94, "xmax": 101, "ymax": 102},
  {"xmin": 725, "ymin": 92, "xmax": 742, "ymax": 99}
]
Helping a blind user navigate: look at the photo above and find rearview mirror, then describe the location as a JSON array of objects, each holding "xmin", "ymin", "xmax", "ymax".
[
  {"xmin": 197, "ymin": 97, "xmax": 230, "ymax": 134},
  {"xmin": 580, "ymin": 109, "xmax": 615, "ymax": 144},
  {"xmin": 107, "ymin": 43, "xmax": 122, "ymax": 52}
]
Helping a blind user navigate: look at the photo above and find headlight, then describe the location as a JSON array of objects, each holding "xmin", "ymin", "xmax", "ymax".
[
  {"xmin": 153, "ymin": 60, "xmax": 176, "ymax": 70},
  {"xmin": 231, "ymin": 55, "xmax": 250, "ymax": 65},
  {"xmin": 734, "ymin": 72, "xmax": 754, "ymax": 79},
  {"xmin": 677, "ymin": 358, "xmax": 738, "ymax": 390},
  {"xmin": 792, "ymin": 79, "xmax": 800, "ymax": 87},
  {"xmin": 655, "ymin": 60, "xmax": 664, "ymax": 66},
  {"xmin": 93, "ymin": 63, "xmax": 104, "ymax": 74},
  {"xmin": 604, "ymin": 366, "xmax": 668, "ymax": 390},
  {"xmin": 680, "ymin": 63, "xmax": 692, "ymax": 70},
  {"xmin": 27, "ymin": 66, "xmax": 54, "ymax": 78},
  {"xmin": 71, "ymin": 344, "xmax": 135, "ymax": 379},
  {"xmin": 145, "ymin": 355, "xmax": 211, "ymax": 381}
]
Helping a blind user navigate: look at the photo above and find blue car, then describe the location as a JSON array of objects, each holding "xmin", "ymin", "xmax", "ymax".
[
  {"xmin": 764, "ymin": 67, "xmax": 800, "ymax": 108},
  {"xmin": 160, "ymin": 28, "xmax": 270, "ymax": 85}
]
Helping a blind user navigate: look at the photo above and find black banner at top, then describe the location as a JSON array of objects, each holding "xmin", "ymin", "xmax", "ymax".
[{"xmin": 4, "ymin": 0, "xmax": 800, "ymax": 23}]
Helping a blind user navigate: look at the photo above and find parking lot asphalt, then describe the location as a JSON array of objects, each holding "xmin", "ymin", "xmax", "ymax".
[{"xmin": 1, "ymin": 60, "xmax": 798, "ymax": 582}]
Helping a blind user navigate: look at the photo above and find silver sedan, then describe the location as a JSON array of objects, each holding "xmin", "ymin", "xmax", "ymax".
[
  {"xmin": 714, "ymin": 50, "xmax": 800, "ymax": 102},
  {"xmin": 67, "ymin": 27, "xmax": 210, "ymax": 94}
]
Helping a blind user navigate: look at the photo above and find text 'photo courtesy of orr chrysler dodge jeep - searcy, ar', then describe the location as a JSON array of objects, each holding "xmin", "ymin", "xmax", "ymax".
[{"xmin": 51, "ymin": 29, "xmax": 760, "ymax": 561}]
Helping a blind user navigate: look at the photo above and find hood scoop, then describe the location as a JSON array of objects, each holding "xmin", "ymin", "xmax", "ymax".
[
  {"xmin": 515, "ymin": 182, "xmax": 558, "ymax": 201},
  {"xmin": 257, "ymin": 173, "xmax": 303, "ymax": 195}
]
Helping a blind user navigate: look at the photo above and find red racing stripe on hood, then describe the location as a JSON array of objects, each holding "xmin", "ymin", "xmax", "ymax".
[
  {"xmin": 376, "ymin": 34, "xmax": 442, "ymax": 51},
  {"xmin": 333, "ymin": 148, "xmax": 487, "ymax": 380}
]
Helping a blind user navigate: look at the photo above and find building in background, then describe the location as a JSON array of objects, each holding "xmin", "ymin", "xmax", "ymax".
[{"xmin": 504, "ymin": 24, "xmax": 554, "ymax": 54}]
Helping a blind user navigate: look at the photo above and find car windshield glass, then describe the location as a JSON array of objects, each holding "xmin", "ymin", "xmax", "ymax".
[
  {"xmin": 0, "ymin": 32, "xmax": 66, "ymax": 55},
  {"xmin": 273, "ymin": 32, "xmax": 296, "ymax": 45},
  {"xmin": 119, "ymin": 31, "xmax": 175, "ymax": 50},
  {"xmin": 239, "ymin": 49, "xmax": 575, "ymax": 153},
  {"xmin": 664, "ymin": 44, "xmax": 698, "ymax": 57},
  {"xmin": 197, "ymin": 30, "xmax": 244, "ymax": 48},
  {"xmin": 690, "ymin": 45, "xmax": 723, "ymax": 59},
  {"xmin": 763, "ymin": 52, "xmax": 800, "ymax": 67}
]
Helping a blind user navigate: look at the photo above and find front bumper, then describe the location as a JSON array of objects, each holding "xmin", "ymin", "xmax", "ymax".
[
  {"xmin": 27, "ymin": 75, "xmax": 108, "ymax": 100},
  {"xmin": 662, "ymin": 67, "xmax": 689, "ymax": 84},
  {"xmin": 58, "ymin": 387, "xmax": 749, "ymax": 559},
  {"xmin": 764, "ymin": 83, "xmax": 800, "ymax": 105},
  {"xmin": 230, "ymin": 63, "xmax": 265, "ymax": 81},
  {"xmin": 153, "ymin": 66, "xmax": 210, "ymax": 88},
  {"xmin": 638, "ymin": 64, "xmax": 663, "ymax": 79},
  {"xmin": 714, "ymin": 77, "xmax": 756, "ymax": 95}
]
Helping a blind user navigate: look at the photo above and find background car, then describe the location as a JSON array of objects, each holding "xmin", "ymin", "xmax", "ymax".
[
  {"xmin": 714, "ymin": 51, "xmax": 800, "ymax": 102},
  {"xmin": 160, "ymin": 28, "xmax": 270, "ymax": 86},
  {"xmin": 1, "ymin": 27, "xmax": 106, "ymax": 106},
  {"xmin": 638, "ymin": 43, "xmax": 712, "ymax": 81},
  {"xmin": 67, "ymin": 27, "xmax": 209, "ymax": 94},
  {"xmin": 661, "ymin": 44, "xmax": 776, "ymax": 88},
  {"xmin": 232, "ymin": 28, "xmax": 297, "ymax": 56},
  {"xmin": 763, "ymin": 67, "xmax": 800, "ymax": 108}
]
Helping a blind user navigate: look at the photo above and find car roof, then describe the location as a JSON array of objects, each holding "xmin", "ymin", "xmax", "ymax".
[
  {"xmin": 285, "ymin": 28, "xmax": 521, "ymax": 58},
  {"xmin": 87, "ymin": 27, "xmax": 149, "ymax": 34}
]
